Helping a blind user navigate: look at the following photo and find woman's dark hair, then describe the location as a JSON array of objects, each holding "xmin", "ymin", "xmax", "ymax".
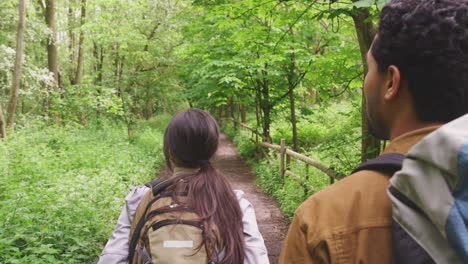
[
  {"xmin": 163, "ymin": 108, "xmax": 245, "ymax": 264},
  {"xmin": 371, "ymin": 0, "xmax": 468, "ymax": 122}
]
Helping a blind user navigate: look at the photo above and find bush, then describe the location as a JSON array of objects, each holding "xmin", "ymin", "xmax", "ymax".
[
  {"xmin": 222, "ymin": 102, "xmax": 362, "ymax": 218},
  {"xmin": 0, "ymin": 118, "xmax": 166, "ymax": 263},
  {"xmin": 222, "ymin": 123, "xmax": 257, "ymax": 160}
]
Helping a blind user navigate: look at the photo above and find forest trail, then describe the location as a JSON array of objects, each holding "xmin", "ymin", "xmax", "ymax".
[{"xmin": 214, "ymin": 133, "xmax": 289, "ymax": 264}]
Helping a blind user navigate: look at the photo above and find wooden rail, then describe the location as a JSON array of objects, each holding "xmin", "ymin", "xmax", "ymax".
[
  {"xmin": 222, "ymin": 118, "xmax": 342, "ymax": 193},
  {"xmin": 257, "ymin": 140, "xmax": 339, "ymax": 181}
]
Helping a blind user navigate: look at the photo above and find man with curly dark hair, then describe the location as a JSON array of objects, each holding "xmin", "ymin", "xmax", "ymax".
[{"xmin": 280, "ymin": 0, "xmax": 468, "ymax": 263}]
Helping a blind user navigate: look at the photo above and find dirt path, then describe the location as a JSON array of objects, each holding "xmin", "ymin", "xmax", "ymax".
[{"xmin": 214, "ymin": 133, "xmax": 289, "ymax": 264}]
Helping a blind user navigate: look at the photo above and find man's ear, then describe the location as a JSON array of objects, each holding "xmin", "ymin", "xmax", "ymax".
[{"xmin": 384, "ymin": 65, "xmax": 402, "ymax": 101}]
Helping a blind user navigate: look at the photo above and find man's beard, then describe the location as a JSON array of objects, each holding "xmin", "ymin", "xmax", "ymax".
[{"xmin": 366, "ymin": 109, "xmax": 390, "ymax": 140}]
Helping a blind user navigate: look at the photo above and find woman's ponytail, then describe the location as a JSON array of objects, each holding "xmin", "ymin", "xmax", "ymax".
[{"xmin": 162, "ymin": 109, "xmax": 246, "ymax": 264}]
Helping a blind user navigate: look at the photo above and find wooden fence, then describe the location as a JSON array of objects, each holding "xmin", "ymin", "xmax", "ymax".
[{"xmin": 222, "ymin": 118, "xmax": 343, "ymax": 193}]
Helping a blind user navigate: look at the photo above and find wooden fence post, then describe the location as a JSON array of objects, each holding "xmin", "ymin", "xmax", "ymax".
[
  {"xmin": 280, "ymin": 139, "xmax": 286, "ymax": 184},
  {"xmin": 232, "ymin": 119, "xmax": 339, "ymax": 191}
]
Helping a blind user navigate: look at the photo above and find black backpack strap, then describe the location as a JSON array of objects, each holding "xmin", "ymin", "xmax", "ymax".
[
  {"xmin": 151, "ymin": 219, "xmax": 203, "ymax": 232},
  {"xmin": 129, "ymin": 179, "xmax": 174, "ymax": 264},
  {"xmin": 392, "ymin": 219, "xmax": 435, "ymax": 264},
  {"xmin": 144, "ymin": 178, "xmax": 165, "ymax": 188},
  {"xmin": 352, "ymin": 153, "xmax": 405, "ymax": 174}
]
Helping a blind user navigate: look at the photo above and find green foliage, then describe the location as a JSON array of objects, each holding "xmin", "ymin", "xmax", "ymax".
[
  {"xmin": 50, "ymin": 85, "xmax": 124, "ymax": 124},
  {"xmin": 0, "ymin": 0, "xmax": 385, "ymax": 255},
  {"xmin": 271, "ymin": 102, "xmax": 361, "ymax": 174},
  {"xmin": 0, "ymin": 118, "xmax": 166, "ymax": 263},
  {"xmin": 225, "ymin": 102, "xmax": 362, "ymax": 218},
  {"xmin": 178, "ymin": 0, "xmax": 364, "ymax": 115},
  {"xmin": 0, "ymin": 45, "xmax": 55, "ymax": 113},
  {"xmin": 233, "ymin": 133, "xmax": 257, "ymax": 160}
]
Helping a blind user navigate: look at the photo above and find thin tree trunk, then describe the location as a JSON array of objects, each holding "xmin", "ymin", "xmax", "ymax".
[
  {"xmin": 224, "ymin": 104, "xmax": 229, "ymax": 120},
  {"xmin": 7, "ymin": 0, "xmax": 26, "ymax": 129},
  {"xmin": 114, "ymin": 53, "xmax": 131, "ymax": 137},
  {"xmin": 97, "ymin": 44, "xmax": 104, "ymax": 84},
  {"xmin": 351, "ymin": 6, "xmax": 381, "ymax": 162},
  {"xmin": 287, "ymin": 53, "xmax": 298, "ymax": 151},
  {"xmin": 74, "ymin": 0, "xmax": 86, "ymax": 85},
  {"xmin": 114, "ymin": 43, "xmax": 120, "ymax": 90},
  {"xmin": 45, "ymin": 0, "xmax": 58, "ymax": 88},
  {"xmin": 240, "ymin": 104, "xmax": 246, "ymax": 123},
  {"xmin": 307, "ymin": 85, "xmax": 316, "ymax": 106},
  {"xmin": 255, "ymin": 89, "xmax": 261, "ymax": 131},
  {"xmin": 260, "ymin": 76, "xmax": 271, "ymax": 142},
  {"xmin": 230, "ymin": 97, "xmax": 235, "ymax": 120},
  {"xmin": 68, "ymin": 1, "xmax": 76, "ymax": 83},
  {"xmin": 93, "ymin": 41, "xmax": 104, "ymax": 85},
  {"xmin": 0, "ymin": 104, "xmax": 6, "ymax": 139},
  {"xmin": 44, "ymin": 0, "xmax": 60, "ymax": 123},
  {"xmin": 288, "ymin": 81, "xmax": 298, "ymax": 151},
  {"xmin": 143, "ymin": 86, "xmax": 152, "ymax": 120}
]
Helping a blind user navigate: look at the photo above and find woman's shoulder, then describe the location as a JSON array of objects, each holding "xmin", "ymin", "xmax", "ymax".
[
  {"xmin": 233, "ymin": 189, "xmax": 245, "ymax": 199},
  {"xmin": 233, "ymin": 189, "xmax": 253, "ymax": 212},
  {"xmin": 124, "ymin": 185, "xmax": 151, "ymax": 217},
  {"xmin": 125, "ymin": 185, "xmax": 150, "ymax": 200},
  {"xmin": 126, "ymin": 187, "xmax": 251, "ymax": 213}
]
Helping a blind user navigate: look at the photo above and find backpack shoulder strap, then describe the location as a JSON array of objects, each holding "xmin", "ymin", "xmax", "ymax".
[
  {"xmin": 392, "ymin": 219, "xmax": 435, "ymax": 264},
  {"xmin": 352, "ymin": 153, "xmax": 405, "ymax": 174},
  {"xmin": 144, "ymin": 178, "xmax": 164, "ymax": 188},
  {"xmin": 129, "ymin": 179, "xmax": 173, "ymax": 264}
]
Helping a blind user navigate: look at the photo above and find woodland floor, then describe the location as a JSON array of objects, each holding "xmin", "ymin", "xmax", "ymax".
[{"xmin": 213, "ymin": 133, "xmax": 289, "ymax": 263}]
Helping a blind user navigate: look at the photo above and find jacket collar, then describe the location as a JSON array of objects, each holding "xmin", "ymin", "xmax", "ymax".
[
  {"xmin": 383, "ymin": 125, "xmax": 442, "ymax": 155},
  {"xmin": 173, "ymin": 167, "xmax": 199, "ymax": 177}
]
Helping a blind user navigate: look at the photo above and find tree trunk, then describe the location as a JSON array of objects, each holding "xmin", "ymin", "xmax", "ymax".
[
  {"xmin": 0, "ymin": 104, "xmax": 6, "ymax": 139},
  {"xmin": 260, "ymin": 76, "xmax": 271, "ymax": 142},
  {"xmin": 224, "ymin": 104, "xmax": 229, "ymax": 120},
  {"xmin": 7, "ymin": 0, "xmax": 26, "ymax": 129},
  {"xmin": 73, "ymin": 0, "xmax": 86, "ymax": 85},
  {"xmin": 143, "ymin": 87, "xmax": 152, "ymax": 120},
  {"xmin": 45, "ymin": 0, "xmax": 58, "ymax": 88},
  {"xmin": 230, "ymin": 97, "xmax": 235, "ymax": 120},
  {"xmin": 93, "ymin": 41, "xmax": 104, "ymax": 85},
  {"xmin": 68, "ymin": 1, "xmax": 76, "ymax": 83},
  {"xmin": 92, "ymin": 42, "xmax": 104, "ymax": 117},
  {"xmin": 351, "ymin": 7, "xmax": 381, "ymax": 162},
  {"xmin": 240, "ymin": 104, "xmax": 246, "ymax": 123},
  {"xmin": 97, "ymin": 44, "xmax": 104, "ymax": 84},
  {"xmin": 114, "ymin": 51, "xmax": 131, "ymax": 137},
  {"xmin": 306, "ymin": 85, "xmax": 316, "ymax": 106},
  {"xmin": 255, "ymin": 89, "xmax": 261, "ymax": 130},
  {"xmin": 288, "ymin": 81, "xmax": 298, "ymax": 151},
  {"xmin": 44, "ymin": 0, "xmax": 60, "ymax": 123},
  {"xmin": 287, "ymin": 53, "xmax": 298, "ymax": 151}
]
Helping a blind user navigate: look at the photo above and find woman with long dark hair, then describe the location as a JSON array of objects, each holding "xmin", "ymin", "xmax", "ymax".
[{"xmin": 98, "ymin": 109, "xmax": 268, "ymax": 264}]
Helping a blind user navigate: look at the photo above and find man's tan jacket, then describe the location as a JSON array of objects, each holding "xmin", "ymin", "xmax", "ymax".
[{"xmin": 279, "ymin": 126, "xmax": 440, "ymax": 264}]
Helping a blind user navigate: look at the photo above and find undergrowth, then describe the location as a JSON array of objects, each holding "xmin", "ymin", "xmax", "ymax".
[
  {"xmin": 223, "ymin": 102, "xmax": 362, "ymax": 219},
  {"xmin": 0, "ymin": 116, "xmax": 169, "ymax": 263}
]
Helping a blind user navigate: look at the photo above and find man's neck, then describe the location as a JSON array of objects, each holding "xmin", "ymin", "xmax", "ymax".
[{"xmin": 390, "ymin": 121, "xmax": 445, "ymax": 140}]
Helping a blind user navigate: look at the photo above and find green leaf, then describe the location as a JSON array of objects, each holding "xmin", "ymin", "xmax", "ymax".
[
  {"xmin": 377, "ymin": 0, "xmax": 390, "ymax": 10},
  {"xmin": 348, "ymin": 0, "xmax": 376, "ymax": 8}
]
